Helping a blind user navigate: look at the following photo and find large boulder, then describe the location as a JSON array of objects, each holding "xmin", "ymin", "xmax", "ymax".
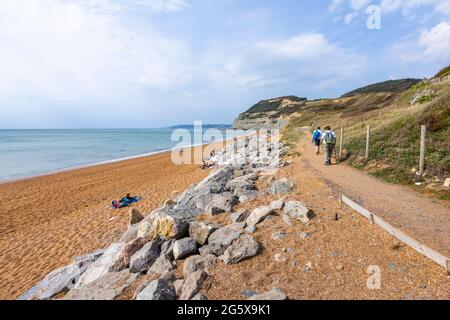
[
  {"xmin": 269, "ymin": 178, "xmax": 294, "ymax": 196},
  {"xmin": 269, "ymin": 199, "xmax": 285, "ymax": 211},
  {"xmin": 236, "ymin": 190, "xmax": 265, "ymax": 204},
  {"xmin": 246, "ymin": 206, "xmax": 274, "ymax": 227},
  {"xmin": 123, "ymin": 237, "xmax": 148, "ymax": 266},
  {"xmin": 173, "ymin": 238, "xmax": 197, "ymax": 260},
  {"xmin": 183, "ymin": 255, "xmax": 215, "ymax": 276},
  {"xmin": 148, "ymin": 214, "xmax": 189, "ymax": 240},
  {"xmin": 284, "ymin": 201, "xmax": 310, "ymax": 224},
  {"xmin": 175, "ymin": 166, "xmax": 236, "ymax": 213},
  {"xmin": 160, "ymin": 239, "xmax": 175, "ymax": 259},
  {"xmin": 120, "ymin": 224, "xmax": 139, "ymax": 243},
  {"xmin": 147, "ymin": 254, "xmax": 174, "ymax": 276},
  {"xmin": 189, "ymin": 222, "xmax": 219, "ymax": 245},
  {"xmin": 198, "ymin": 243, "xmax": 226, "ymax": 257},
  {"xmin": 179, "ymin": 270, "xmax": 209, "ymax": 300},
  {"xmin": 17, "ymin": 250, "xmax": 104, "ymax": 300},
  {"xmin": 129, "ymin": 240, "xmax": 161, "ymax": 273},
  {"xmin": 223, "ymin": 235, "xmax": 260, "ymax": 265},
  {"xmin": 248, "ymin": 288, "xmax": 288, "ymax": 300},
  {"xmin": 135, "ymin": 279, "xmax": 176, "ymax": 300},
  {"xmin": 230, "ymin": 209, "xmax": 249, "ymax": 224},
  {"xmin": 64, "ymin": 269, "xmax": 137, "ymax": 300},
  {"xmin": 76, "ymin": 242, "xmax": 126, "ymax": 288},
  {"xmin": 196, "ymin": 192, "xmax": 238, "ymax": 215},
  {"xmin": 208, "ymin": 222, "xmax": 245, "ymax": 251},
  {"xmin": 129, "ymin": 208, "xmax": 144, "ymax": 225}
]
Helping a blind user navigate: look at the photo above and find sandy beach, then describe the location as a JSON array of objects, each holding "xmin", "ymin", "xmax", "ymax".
[{"xmin": 0, "ymin": 146, "xmax": 212, "ymax": 299}]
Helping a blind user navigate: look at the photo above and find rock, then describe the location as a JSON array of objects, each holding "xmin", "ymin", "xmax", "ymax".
[
  {"xmin": 208, "ymin": 222, "xmax": 245, "ymax": 251},
  {"xmin": 183, "ymin": 255, "xmax": 215, "ymax": 276},
  {"xmin": 241, "ymin": 289, "xmax": 258, "ymax": 298},
  {"xmin": 174, "ymin": 279, "xmax": 184, "ymax": 297},
  {"xmin": 129, "ymin": 208, "xmax": 144, "ymax": 225},
  {"xmin": 269, "ymin": 199, "xmax": 285, "ymax": 211},
  {"xmin": 271, "ymin": 231, "xmax": 286, "ymax": 241},
  {"xmin": 223, "ymin": 234, "xmax": 260, "ymax": 265},
  {"xmin": 198, "ymin": 243, "xmax": 225, "ymax": 257},
  {"xmin": 387, "ymin": 262, "xmax": 396, "ymax": 271},
  {"xmin": 179, "ymin": 270, "xmax": 209, "ymax": 300},
  {"xmin": 197, "ymin": 192, "xmax": 238, "ymax": 214},
  {"xmin": 160, "ymin": 239, "xmax": 175, "ymax": 259},
  {"xmin": 189, "ymin": 222, "xmax": 219, "ymax": 245},
  {"xmin": 136, "ymin": 279, "xmax": 176, "ymax": 300},
  {"xmin": 225, "ymin": 174, "xmax": 257, "ymax": 193},
  {"xmin": 284, "ymin": 201, "xmax": 310, "ymax": 223},
  {"xmin": 137, "ymin": 220, "xmax": 154, "ymax": 239},
  {"xmin": 147, "ymin": 254, "xmax": 174, "ymax": 276},
  {"xmin": 269, "ymin": 178, "xmax": 294, "ymax": 196},
  {"xmin": 164, "ymin": 199, "xmax": 176, "ymax": 207},
  {"xmin": 173, "ymin": 238, "xmax": 197, "ymax": 260},
  {"xmin": 17, "ymin": 250, "xmax": 104, "ymax": 300},
  {"xmin": 191, "ymin": 293, "xmax": 208, "ymax": 300},
  {"xmin": 129, "ymin": 240, "xmax": 161, "ymax": 273},
  {"xmin": 300, "ymin": 232, "xmax": 310, "ymax": 240},
  {"xmin": 230, "ymin": 209, "xmax": 249, "ymax": 223},
  {"xmin": 282, "ymin": 213, "xmax": 293, "ymax": 226},
  {"xmin": 64, "ymin": 269, "xmax": 137, "ymax": 300},
  {"xmin": 237, "ymin": 190, "xmax": 265, "ymax": 204},
  {"xmin": 120, "ymin": 223, "xmax": 139, "ymax": 243},
  {"xmin": 246, "ymin": 206, "xmax": 274, "ymax": 227},
  {"xmin": 444, "ymin": 178, "xmax": 450, "ymax": 187},
  {"xmin": 248, "ymin": 288, "xmax": 288, "ymax": 300},
  {"xmin": 76, "ymin": 242, "xmax": 126, "ymax": 288},
  {"xmin": 302, "ymin": 262, "xmax": 313, "ymax": 272},
  {"xmin": 123, "ymin": 237, "xmax": 148, "ymax": 266},
  {"xmin": 274, "ymin": 253, "xmax": 287, "ymax": 263},
  {"xmin": 150, "ymin": 214, "xmax": 189, "ymax": 240},
  {"xmin": 160, "ymin": 270, "xmax": 177, "ymax": 283},
  {"xmin": 245, "ymin": 225, "xmax": 257, "ymax": 234}
]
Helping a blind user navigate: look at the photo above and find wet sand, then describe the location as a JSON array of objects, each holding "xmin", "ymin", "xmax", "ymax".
[{"xmin": 0, "ymin": 146, "xmax": 212, "ymax": 299}]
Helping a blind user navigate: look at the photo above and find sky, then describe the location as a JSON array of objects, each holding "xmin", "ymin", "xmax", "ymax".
[{"xmin": 0, "ymin": 0, "xmax": 449, "ymax": 128}]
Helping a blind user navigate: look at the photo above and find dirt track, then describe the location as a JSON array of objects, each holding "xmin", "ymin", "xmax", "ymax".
[{"xmin": 298, "ymin": 130, "xmax": 450, "ymax": 257}]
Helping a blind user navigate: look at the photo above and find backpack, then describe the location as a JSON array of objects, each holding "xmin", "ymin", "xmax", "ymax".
[
  {"xmin": 313, "ymin": 130, "xmax": 321, "ymax": 140},
  {"xmin": 323, "ymin": 131, "xmax": 336, "ymax": 145}
]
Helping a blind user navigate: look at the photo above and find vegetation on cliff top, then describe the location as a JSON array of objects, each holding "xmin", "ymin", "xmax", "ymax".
[{"xmin": 341, "ymin": 79, "xmax": 421, "ymax": 97}]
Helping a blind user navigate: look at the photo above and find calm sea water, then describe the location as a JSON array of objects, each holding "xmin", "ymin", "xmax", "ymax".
[{"xmin": 0, "ymin": 127, "xmax": 240, "ymax": 181}]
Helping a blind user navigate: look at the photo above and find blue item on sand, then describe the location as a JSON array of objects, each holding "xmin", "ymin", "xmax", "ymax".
[{"xmin": 112, "ymin": 195, "xmax": 142, "ymax": 209}]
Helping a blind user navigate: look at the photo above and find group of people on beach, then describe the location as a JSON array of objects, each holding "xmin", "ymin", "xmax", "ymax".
[{"xmin": 312, "ymin": 126, "xmax": 337, "ymax": 166}]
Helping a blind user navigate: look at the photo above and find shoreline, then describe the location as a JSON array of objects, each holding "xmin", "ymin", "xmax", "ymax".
[
  {"xmin": 0, "ymin": 134, "xmax": 249, "ymax": 299},
  {"xmin": 0, "ymin": 133, "xmax": 248, "ymax": 186}
]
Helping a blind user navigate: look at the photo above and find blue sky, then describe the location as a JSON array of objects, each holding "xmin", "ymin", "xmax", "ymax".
[{"xmin": 0, "ymin": 0, "xmax": 449, "ymax": 128}]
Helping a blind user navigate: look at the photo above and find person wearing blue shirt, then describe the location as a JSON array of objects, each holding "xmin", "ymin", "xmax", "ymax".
[{"xmin": 312, "ymin": 127, "xmax": 322, "ymax": 155}]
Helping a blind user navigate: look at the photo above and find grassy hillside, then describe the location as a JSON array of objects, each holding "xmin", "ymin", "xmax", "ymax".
[
  {"xmin": 281, "ymin": 79, "xmax": 450, "ymax": 201},
  {"xmin": 434, "ymin": 64, "xmax": 450, "ymax": 78},
  {"xmin": 342, "ymin": 79, "xmax": 421, "ymax": 97}
]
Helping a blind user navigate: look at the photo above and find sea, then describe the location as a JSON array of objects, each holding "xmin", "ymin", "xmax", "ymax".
[{"xmin": 0, "ymin": 126, "xmax": 244, "ymax": 182}]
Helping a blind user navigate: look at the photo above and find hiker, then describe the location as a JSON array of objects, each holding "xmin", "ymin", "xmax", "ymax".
[
  {"xmin": 321, "ymin": 126, "xmax": 337, "ymax": 166},
  {"xmin": 312, "ymin": 127, "xmax": 322, "ymax": 155}
]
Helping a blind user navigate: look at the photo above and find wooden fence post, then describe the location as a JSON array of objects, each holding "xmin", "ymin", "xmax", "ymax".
[
  {"xmin": 419, "ymin": 125, "xmax": 426, "ymax": 176},
  {"xmin": 339, "ymin": 127, "xmax": 344, "ymax": 157},
  {"xmin": 365, "ymin": 126, "xmax": 371, "ymax": 159}
]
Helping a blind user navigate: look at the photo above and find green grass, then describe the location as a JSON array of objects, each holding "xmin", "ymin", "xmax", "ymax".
[
  {"xmin": 345, "ymin": 90, "xmax": 450, "ymax": 192},
  {"xmin": 434, "ymin": 65, "xmax": 450, "ymax": 78}
]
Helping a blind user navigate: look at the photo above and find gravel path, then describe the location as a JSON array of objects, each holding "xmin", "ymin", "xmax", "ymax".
[{"xmin": 299, "ymin": 131, "xmax": 450, "ymax": 257}]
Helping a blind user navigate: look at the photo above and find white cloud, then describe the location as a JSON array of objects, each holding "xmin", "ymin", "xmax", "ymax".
[
  {"xmin": 419, "ymin": 21, "xmax": 450, "ymax": 61},
  {"xmin": 380, "ymin": 0, "xmax": 450, "ymax": 16},
  {"xmin": 0, "ymin": 0, "xmax": 191, "ymax": 100},
  {"xmin": 391, "ymin": 20, "xmax": 450, "ymax": 64},
  {"xmin": 351, "ymin": 0, "xmax": 372, "ymax": 11},
  {"xmin": 205, "ymin": 33, "xmax": 366, "ymax": 92},
  {"xmin": 131, "ymin": 0, "xmax": 190, "ymax": 12}
]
